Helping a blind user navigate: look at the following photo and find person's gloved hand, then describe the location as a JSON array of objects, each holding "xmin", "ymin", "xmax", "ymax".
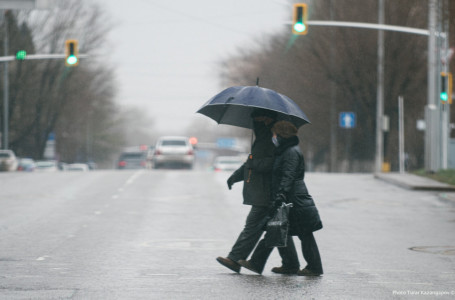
[
  {"xmin": 227, "ymin": 176, "xmax": 235, "ymax": 190},
  {"xmin": 274, "ymin": 193, "xmax": 287, "ymax": 207}
]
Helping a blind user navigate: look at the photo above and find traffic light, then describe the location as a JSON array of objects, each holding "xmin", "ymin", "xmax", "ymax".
[
  {"xmin": 16, "ymin": 50, "xmax": 27, "ymax": 60},
  {"xmin": 440, "ymin": 72, "xmax": 453, "ymax": 104},
  {"xmin": 292, "ymin": 3, "xmax": 308, "ymax": 35},
  {"xmin": 65, "ymin": 39, "xmax": 79, "ymax": 66}
]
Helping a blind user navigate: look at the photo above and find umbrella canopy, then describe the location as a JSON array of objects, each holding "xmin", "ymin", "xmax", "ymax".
[{"xmin": 197, "ymin": 86, "xmax": 310, "ymax": 129}]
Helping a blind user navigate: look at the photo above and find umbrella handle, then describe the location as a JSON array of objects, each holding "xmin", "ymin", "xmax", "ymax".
[
  {"xmin": 246, "ymin": 154, "xmax": 253, "ymax": 183},
  {"xmin": 247, "ymin": 169, "xmax": 252, "ymax": 183}
]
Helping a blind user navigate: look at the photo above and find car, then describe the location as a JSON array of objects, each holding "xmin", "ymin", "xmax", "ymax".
[
  {"xmin": 35, "ymin": 160, "xmax": 59, "ymax": 172},
  {"xmin": 0, "ymin": 150, "xmax": 19, "ymax": 172},
  {"xmin": 117, "ymin": 151, "xmax": 148, "ymax": 169},
  {"xmin": 213, "ymin": 156, "xmax": 246, "ymax": 172},
  {"xmin": 153, "ymin": 136, "xmax": 195, "ymax": 169},
  {"xmin": 67, "ymin": 163, "xmax": 90, "ymax": 171},
  {"xmin": 17, "ymin": 158, "xmax": 36, "ymax": 172}
]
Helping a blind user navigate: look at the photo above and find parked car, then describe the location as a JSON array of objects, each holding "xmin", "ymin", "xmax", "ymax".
[
  {"xmin": 117, "ymin": 151, "xmax": 148, "ymax": 169},
  {"xmin": 17, "ymin": 158, "xmax": 36, "ymax": 172},
  {"xmin": 213, "ymin": 156, "xmax": 245, "ymax": 172},
  {"xmin": 67, "ymin": 163, "xmax": 90, "ymax": 171},
  {"xmin": 153, "ymin": 136, "xmax": 195, "ymax": 169},
  {"xmin": 0, "ymin": 150, "xmax": 19, "ymax": 172},
  {"xmin": 35, "ymin": 160, "xmax": 59, "ymax": 172}
]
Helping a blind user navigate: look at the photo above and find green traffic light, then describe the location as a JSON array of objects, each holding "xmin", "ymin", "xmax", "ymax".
[
  {"xmin": 66, "ymin": 55, "xmax": 78, "ymax": 65},
  {"xmin": 16, "ymin": 50, "xmax": 27, "ymax": 60},
  {"xmin": 441, "ymin": 92, "xmax": 448, "ymax": 101},
  {"xmin": 294, "ymin": 22, "xmax": 306, "ymax": 33}
]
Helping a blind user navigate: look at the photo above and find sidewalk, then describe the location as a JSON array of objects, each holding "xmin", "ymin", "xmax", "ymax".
[{"xmin": 375, "ymin": 172, "xmax": 455, "ymax": 204}]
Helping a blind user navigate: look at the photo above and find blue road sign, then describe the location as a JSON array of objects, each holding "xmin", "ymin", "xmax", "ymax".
[
  {"xmin": 339, "ymin": 112, "xmax": 356, "ymax": 128},
  {"xmin": 216, "ymin": 138, "xmax": 236, "ymax": 148}
]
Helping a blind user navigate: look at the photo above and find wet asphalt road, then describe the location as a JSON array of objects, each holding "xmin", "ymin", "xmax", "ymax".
[{"xmin": 0, "ymin": 170, "xmax": 455, "ymax": 299}]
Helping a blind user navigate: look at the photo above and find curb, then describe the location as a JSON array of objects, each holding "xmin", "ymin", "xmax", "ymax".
[{"xmin": 374, "ymin": 173, "xmax": 455, "ymax": 192}]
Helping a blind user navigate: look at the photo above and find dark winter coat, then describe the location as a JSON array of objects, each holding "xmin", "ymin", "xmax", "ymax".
[
  {"xmin": 229, "ymin": 121, "xmax": 275, "ymax": 207},
  {"xmin": 272, "ymin": 136, "xmax": 322, "ymax": 235}
]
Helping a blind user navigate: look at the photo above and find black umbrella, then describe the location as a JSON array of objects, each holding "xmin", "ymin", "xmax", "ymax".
[{"xmin": 197, "ymin": 86, "xmax": 310, "ymax": 129}]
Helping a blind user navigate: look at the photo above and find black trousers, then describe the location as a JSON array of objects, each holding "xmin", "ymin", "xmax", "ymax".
[
  {"xmin": 250, "ymin": 232, "xmax": 323, "ymax": 274},
  {"xmin": 227, "ymin": 206, "xmax": 270, "ymax": 262}
]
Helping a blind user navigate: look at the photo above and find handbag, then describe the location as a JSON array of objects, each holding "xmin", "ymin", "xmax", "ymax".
[{"xmin": 264, "ymin": 203, "xmax": 293, "ymax": 248}]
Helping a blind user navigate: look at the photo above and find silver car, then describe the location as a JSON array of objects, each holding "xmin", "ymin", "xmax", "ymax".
[
  {"xmin": 0, "ymin": 150, "xmax": 18, "ymax": 172},
  {"xmin": 153, "ymin": 136, "xmax": 195, "ymax": 169}
]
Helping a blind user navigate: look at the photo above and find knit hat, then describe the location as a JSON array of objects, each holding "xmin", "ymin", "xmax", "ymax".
[{"xmin": 272, "ymin": 121, "xmax": 298, "ymax": 138}]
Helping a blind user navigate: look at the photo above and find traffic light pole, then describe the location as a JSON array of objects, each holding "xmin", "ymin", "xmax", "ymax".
[
  {"xmin": 297, "ymin": 13, "xmax": 447, "ymax": 173},
  {"xmin": 0, "ymin": 53, "xmax": 88, "ymax": 149},
  {"xmin": 0, "ymin": 53, "xmax": 88, "ymax": 62},
  {"xmin": 2, "ymin": 10, "xmax": 8, "ymax": 150}
]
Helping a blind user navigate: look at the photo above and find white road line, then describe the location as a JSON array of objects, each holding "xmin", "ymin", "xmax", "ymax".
[
  {"xmin": 125, "ymin": 170, "xmax": 143, "ymax": 186},
  {"xmin": 144, "ymin": 274, "xmax": 179, "ymax": 276},
  {"xmin": 111, "ymin": 171, "xmax": 143, "ymax": 199},
  {"xmin": 368, "ymin": 281, "xmax": 433, "ymax": 285}
]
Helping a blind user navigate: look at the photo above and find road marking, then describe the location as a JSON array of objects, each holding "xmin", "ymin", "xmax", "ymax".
[
  {"xmin": 111, "ymin": 171, "xmax": 143, "ymax": 199},
  {"xmin": 36, "ymin": 255, "xmax": 49, "ymax": 261},
  {"xmin": 143, "ymin": 274, "xmax": 179, "ymax": 276},
  {"xmin": 139, "ymin": 239, "xmax": 227, "ymax": 250},
  {"xmin": 368, "ymin": 281, "xmax": 433, "ymax": 285},
  {"xmin": 125, "ymin": 170, "xmax": 143, "ymax": 186},
  {"xmin": 359, "ymin": 269, "xmax": 417, "ymax": 273}
]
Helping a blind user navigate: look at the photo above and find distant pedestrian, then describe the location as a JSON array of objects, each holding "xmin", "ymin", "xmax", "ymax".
[
  {"xmin": 238, "ymin": 120, "xmax": 324, "ymax": 276},
  {"xmin": 216, "ymin": 109, "xmax": 278, "ymax": 273}
]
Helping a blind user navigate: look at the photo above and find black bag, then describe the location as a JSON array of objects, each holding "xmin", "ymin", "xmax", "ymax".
[{"xmin": 264, "ymin": 203, "xmax": 293, "ymax": 248}]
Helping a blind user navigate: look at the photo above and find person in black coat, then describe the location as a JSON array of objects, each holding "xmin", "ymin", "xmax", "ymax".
[
  {"xmin": 216, "ymin": 109, "xmax": 281, "ymax": 273},
  {"xmin": 238, "ymin": 120, "xmax": 323, "ymax": 276}
]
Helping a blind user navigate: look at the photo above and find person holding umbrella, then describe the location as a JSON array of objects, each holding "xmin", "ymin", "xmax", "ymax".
[
  {"xmin": 216, "ymin": 109, "xmax": 290, "ymax": 273},
  {"xmin": 238, "ymin": 120, "xmax": 323, "ymax": 276},
  {"xmin": 197, "ymin": 85, "xmax": 312, "ymax": 274}
]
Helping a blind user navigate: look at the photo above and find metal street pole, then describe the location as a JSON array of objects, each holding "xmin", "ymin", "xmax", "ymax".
[
  {"xmin": 398, "ymin": 96, "xmax": 405, "ymax": 173},
  {"xmin": 425, "ymin": 0, "xmax": 439, "ymax": 172},
  {"xmin": 2, "ymin": 10, "xmax": 8, "ymax": 149},
  {"xmin": 375, "ymin": 0, "xmax": 384, "ymax": 173},
  {"xmin": 329, "ymin": 0, "xmax": 337, "ymax": 172},
  {"xmin": 440, "ymin": 0, "xmax": 450, "ymax": 170}
]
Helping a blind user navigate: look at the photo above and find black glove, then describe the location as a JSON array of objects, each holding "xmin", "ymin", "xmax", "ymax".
[
  {"xmin": 227, "ymin": 176, "xmax": 235, "ymax": 190},
  {"xmin": 273, "ymin": 193, "xmax": 287, "ymax": 207}
]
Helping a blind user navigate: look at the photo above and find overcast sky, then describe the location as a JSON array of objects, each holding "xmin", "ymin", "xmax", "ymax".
[{"xmin": 95, "ymin": 0, "xmax": 290, "ymax": 134}]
